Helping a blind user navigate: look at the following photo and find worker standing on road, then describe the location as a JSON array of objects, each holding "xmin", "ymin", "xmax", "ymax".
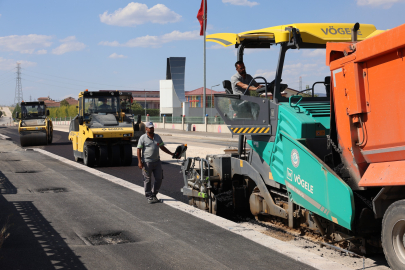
[{"xmin": 137, "ymin": 122, "xmax": 174, "ymax": 204}]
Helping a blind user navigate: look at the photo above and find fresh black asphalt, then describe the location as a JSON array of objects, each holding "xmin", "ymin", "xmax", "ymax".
[{"xmin": 0, "ymin": 127, "xmax": 316, "ymax": 269}]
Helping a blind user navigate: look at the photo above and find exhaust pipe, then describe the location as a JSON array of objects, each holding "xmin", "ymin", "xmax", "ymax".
[{"xmin": 351, "ymin": 22, "xmax": 360, "ymax": 42}]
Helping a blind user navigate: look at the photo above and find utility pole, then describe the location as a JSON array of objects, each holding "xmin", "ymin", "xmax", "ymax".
[
  {"xmin": 144, "ymin": 89, "xmax": 146, "ymax": 118},
  {"xmin": 202, "ymin": 0, "xmax": 206, "ymax": 117},
  {"xmin": 30, "ymin": 95, "xmax": 32, "ymax": 102},
  {"xmin": 14, "ymin": 63, "xmax": 23, "ymax": 105}
]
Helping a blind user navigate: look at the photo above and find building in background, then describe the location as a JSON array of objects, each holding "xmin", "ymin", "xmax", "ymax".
[
  {"xmin": 38, "ymin": 97, "xmax": 60, "ymax": 107},
  {"xmin": 130, "ymin": 90, "xmax": 160, "ymax": 109},
  {"xmin": 99, "ymin": 90, "xmax": 160, "ymax": 109},
  {"xmin": 185, "ymin": 87, "xmax": 225, "ymax": 108}
]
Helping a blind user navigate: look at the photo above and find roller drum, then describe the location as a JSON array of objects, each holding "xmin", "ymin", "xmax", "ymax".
[{"xmin": 19, "ymin": 130, "xmax": 47, "ymax": 147}]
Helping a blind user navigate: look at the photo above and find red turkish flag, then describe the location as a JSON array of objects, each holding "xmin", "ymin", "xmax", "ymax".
[{"xmin": 197, "ymin": 0, "xmax": 207, "ymax": 36}]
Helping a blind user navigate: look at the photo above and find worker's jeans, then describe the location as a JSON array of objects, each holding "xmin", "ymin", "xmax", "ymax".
[{"xmin": 142, "ymin": 160, "xmax": 163, "ymax": 198}]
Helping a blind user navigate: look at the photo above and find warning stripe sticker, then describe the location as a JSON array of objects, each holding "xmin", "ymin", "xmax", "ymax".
[{"xmin": 231, "ymin": 127, "xmax": 270, "ymax": 134}]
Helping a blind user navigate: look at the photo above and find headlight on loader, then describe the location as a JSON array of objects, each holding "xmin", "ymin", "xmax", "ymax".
[
  {"xmin": 95, "ymin": 134, "xmax": 103, "ymax": 138},
  {"xmin": 123, "ymin": 133, "xmax": 132, "ymax": 137}
]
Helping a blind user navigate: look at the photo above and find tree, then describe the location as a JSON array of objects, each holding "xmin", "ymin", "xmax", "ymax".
[
  {"xmin": 60, "ymin": 99, "xmax": 69, "ymax": 107},
  {"xmin": 12, "ymin": 104, "xmax": 21, "ymax": 119},
  {"xmin": 131, "ymin": 101, "xmax": 143, "ymax": 111}
]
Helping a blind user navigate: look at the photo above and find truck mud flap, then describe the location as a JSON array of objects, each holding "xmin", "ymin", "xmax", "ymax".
[{"xmin": 280, "ymin": 131, "xmax": 355, "ymax": 230}]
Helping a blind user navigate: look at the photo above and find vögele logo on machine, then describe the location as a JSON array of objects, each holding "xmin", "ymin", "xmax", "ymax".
[{"xmin": 291, "ymin": 149, "xmax": 300, "ymax": 168}]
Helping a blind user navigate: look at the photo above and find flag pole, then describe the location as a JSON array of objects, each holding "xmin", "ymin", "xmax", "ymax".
[{"xmin": 202, "ymin": 0, "xmax": 206, "ymax": 117}]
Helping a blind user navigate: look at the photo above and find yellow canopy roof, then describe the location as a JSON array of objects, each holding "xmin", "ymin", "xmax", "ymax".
[{"xmin": 207, "ymin": 23, "xmax": 379, "ymax": 47}]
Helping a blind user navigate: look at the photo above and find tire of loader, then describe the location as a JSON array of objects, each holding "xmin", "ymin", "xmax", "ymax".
[
  {"xmin": 121, "ymin": 144, "xmax": 132, "ymax": 166},
  {"xmin": 382, "ymin": 199, "xmax": 405, "ymax": 270},
  {"xmin": 84, "ymin": 143, "xmax": 96, "ymax": 167},
  {"xmin": 97, "ymin": 145, "xmax": 108, "ymax": 167},
  {"xmin": 110, "ymin": 145, "xmax": 121, "ymax": 166}
]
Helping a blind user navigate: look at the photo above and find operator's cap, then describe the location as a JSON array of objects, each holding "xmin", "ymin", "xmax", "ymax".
[{"xmin": 146, "ymin": 122, "xmax": 154, "ymax": 128}]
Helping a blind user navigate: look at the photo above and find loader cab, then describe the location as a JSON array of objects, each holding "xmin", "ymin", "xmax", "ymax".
[
  {"xmin": 20, "ymin": 102, "xmax": 48, "ymax": 119},
  {"xmin": 78, "ymin": 91, "xmax": 122, "ymax": 123}
]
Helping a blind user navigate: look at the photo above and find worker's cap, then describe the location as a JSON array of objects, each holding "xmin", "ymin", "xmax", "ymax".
[{"xmin": 145, "ymin": 122, "xmax": 154, "ymax": 128}]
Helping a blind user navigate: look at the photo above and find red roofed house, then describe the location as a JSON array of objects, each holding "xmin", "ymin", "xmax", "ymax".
[
  {"xmin": 38, "ymin": 97, "xmax": 60, "ymax": 107},
  {"xmin": 64, "ymin": 97, "xmax": 78, "ymax": 106},
  {"xmin": 185, "ymin": 87, "xmax": 225, "ymax": 108}
]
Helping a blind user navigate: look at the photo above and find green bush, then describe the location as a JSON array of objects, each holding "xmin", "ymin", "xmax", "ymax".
[
  {"xmin": 48, "ymin": 105, "xmax": 78, "ymax": 119},
  {"xmin": 12, "ymin": 104, "xmax": 21, "ymax": 119}
]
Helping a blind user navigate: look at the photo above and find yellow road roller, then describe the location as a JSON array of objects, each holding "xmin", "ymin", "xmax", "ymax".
[
  {"xmin": 17, "ymin": 101, "xmax": 53, "ymax": 147},
  {"xmin": 68, "ymin": 90, "xmax": 134, "ymax": 167}
]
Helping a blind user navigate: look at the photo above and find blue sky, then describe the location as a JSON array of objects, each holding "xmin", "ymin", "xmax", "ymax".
[{"xmin": 0, "ymin": 0, "xmax": 404, "ymax": 105}]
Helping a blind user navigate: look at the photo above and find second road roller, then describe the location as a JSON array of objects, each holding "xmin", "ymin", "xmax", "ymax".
[
  {"xmin": 68, "ymin": 90, "xmax": 136, "ymax": 167},
  {"xmin": 17, "ymin": 101, "xmax": 53, "ymax": 147}
]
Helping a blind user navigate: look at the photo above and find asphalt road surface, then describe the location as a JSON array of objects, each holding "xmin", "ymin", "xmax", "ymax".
[
  {"xmin": 0, "ymin": 127, "xmax": 191, "ymax": 203},
  {"xmin": 0, "ymin": 126, "xmax": 321, "ymax": 270}
]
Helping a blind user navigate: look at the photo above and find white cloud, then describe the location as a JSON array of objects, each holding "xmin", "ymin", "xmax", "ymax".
[
  {"xmin": 0, "ymin": 57, "xmax": 36, "ymax": 70},
  {"xmin": 52, "ymin": 36, "xmax": 86, "ymax": 55},
  {"xmin": 0, "ymin": 34, "xmax": 52, "ymax": 54},
  {"xmin": 302, "ymin": 49, "xmax": 325, "ymax": 57},
  {"xmin": 357, "ymin": 0, "xmax": 405, "ymax": 8},
  {"xmin": 99, "ymin": 30, "xmax": 200, "ymax": 48},
  {"xmin": 109, "ymin": 53, "xmax": 127, "ymax": 59},
  {"xmin": 36, "ymin": 49, "xmax": 47, "ymax": 55},
  {"xmin": 222, "ymin": 0, "xmax": 259, "ymax": 7},
  {"xmin": 99, "ymin": 2, "xmax": 181, "ymax": 27}
]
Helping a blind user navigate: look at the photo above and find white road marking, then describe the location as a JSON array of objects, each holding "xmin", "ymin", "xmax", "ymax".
[{"xmin": 29, "ymin": 147, "xmax": 351, "ymax": 270}]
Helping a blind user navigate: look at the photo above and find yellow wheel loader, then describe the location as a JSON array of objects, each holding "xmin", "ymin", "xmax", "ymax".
[
  {"xmin": 68, "ymin": 90, "xmax": 135, "ymax": 167},
  {"xmin": 17, "ymin": 101, "xmax": 53, "ymax": 147}
]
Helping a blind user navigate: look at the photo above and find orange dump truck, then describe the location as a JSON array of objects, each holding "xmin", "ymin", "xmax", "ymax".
[{"xmin": 327, "ymin": 23, "xmax": 405, "ymax": 268}]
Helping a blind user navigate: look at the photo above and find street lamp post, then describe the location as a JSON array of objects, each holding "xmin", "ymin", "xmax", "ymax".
[{"xmin": 211, "ymin": 84, "xmax": 220, "ymax": 116}]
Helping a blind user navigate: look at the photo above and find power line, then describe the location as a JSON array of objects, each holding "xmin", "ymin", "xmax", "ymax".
[
  {"xmin": 0, "ymin": 78, "xmax": 16, "ymax": 86},
  {"xmin": 22, "ymin": 73, "xmax": 105, "ymax": 89},
  {"xmin": 22, "ymin": 78, "xmax": 79, "ymax": 91},
  {"xmin": 22, "ymin": 68, "xmax": 137, "ymax": 89}
]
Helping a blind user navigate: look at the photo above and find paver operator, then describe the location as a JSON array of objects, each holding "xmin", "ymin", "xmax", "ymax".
[
  {"xmin": 231, "ymin": 61, "xmax": 264, "ymax": 95},
  {"xmin": 137, "ymin": 122, "xmax": 174, "ymax": 204}
]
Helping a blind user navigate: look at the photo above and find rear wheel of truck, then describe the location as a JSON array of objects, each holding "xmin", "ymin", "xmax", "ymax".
[
  {"xmin": 84, "ymin": 143, "xmax": 95, "ymax": 167},
  {"xmin": 97, "ymin": 145, "xmax": 108, "ymax": 167},
  {"xmin": 121, "ymin": 144, "xmax": 132, "ymax": 166},
  {"xmin": 382, "ymin": 199, "xmax": 405, "ymax": 270}
]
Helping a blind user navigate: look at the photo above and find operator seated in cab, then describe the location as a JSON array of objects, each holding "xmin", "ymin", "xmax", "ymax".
[
  {"xmin": 98, "ymin": 98, "xmax": 111, "ymax": 112},
  {"xmin": 231, "ymin": 61, "xmax": 264, "ymax": 95}
]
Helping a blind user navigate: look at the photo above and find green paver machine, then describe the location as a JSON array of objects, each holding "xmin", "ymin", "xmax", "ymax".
[{"xmin": 181, "ymin": 23, "xmax": 385, "ymax": 255}]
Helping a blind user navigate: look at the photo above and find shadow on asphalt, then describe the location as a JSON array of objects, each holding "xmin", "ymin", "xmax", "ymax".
[
  {"xmin": 0, "ymin": 172, "xmax": 86, "ymax": 270},
  {"xmin": 0, "ymin": 171, "xmax": 17, "ymax": 194}
]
